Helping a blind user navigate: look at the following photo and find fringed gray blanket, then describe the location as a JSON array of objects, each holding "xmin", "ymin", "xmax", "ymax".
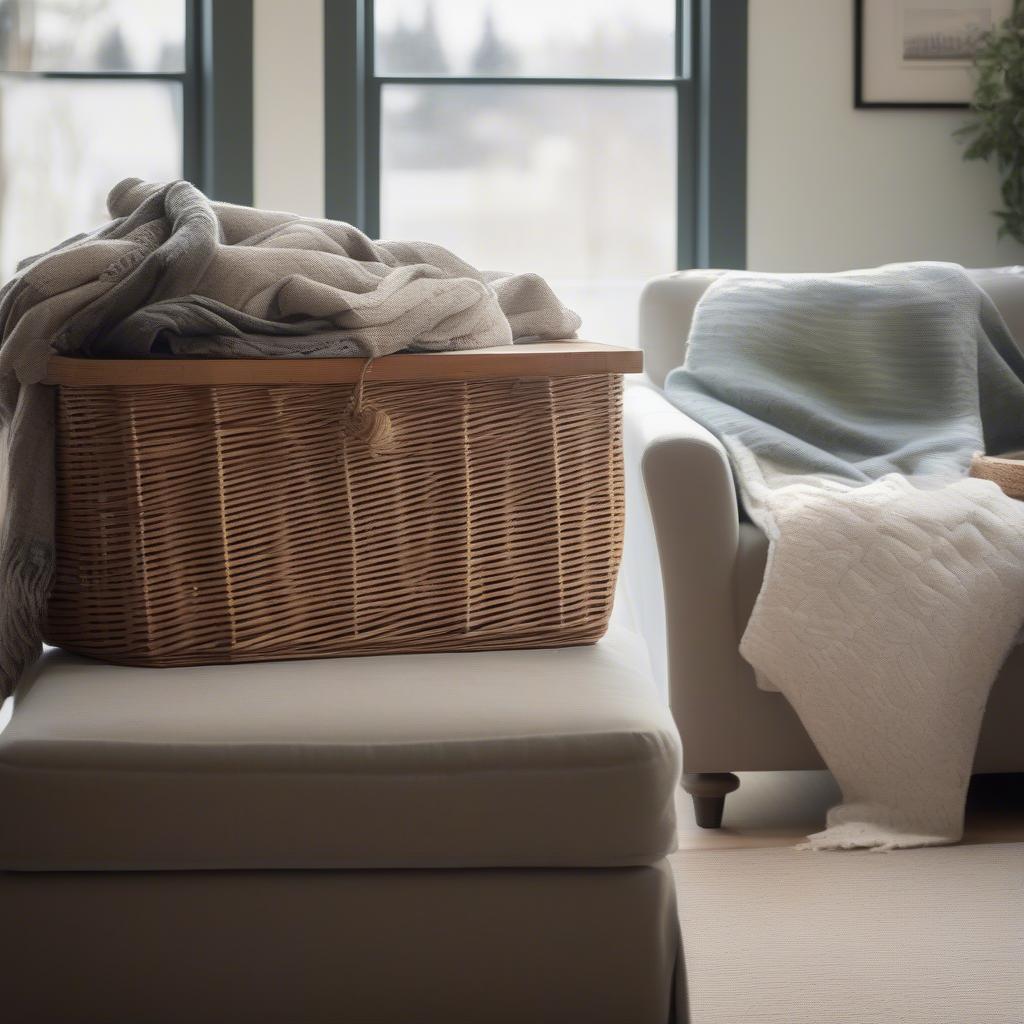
[
  {"xmin": 666, "ymin": 263, "xmax": 1024, "ymax": 850},
  {"xmin": 0, "ymin": 178, "xmax": 580, "ymax": 696}
]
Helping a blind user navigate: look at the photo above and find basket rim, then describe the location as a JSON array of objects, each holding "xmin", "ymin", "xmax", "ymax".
[
  {"xmin": 44, "ymin": 341, "xmax": 642, "ymax": 387},
  {"xmin": 971, "ymin": 452, "xmax": 1024, "ymax": 467}
]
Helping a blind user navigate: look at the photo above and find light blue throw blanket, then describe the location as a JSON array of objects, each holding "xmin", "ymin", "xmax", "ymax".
[
  {"xmin": 666, "ymin": 263, "xmax": 1024, "ymax": 489},
  {"xmin": 665, "ymin": 263, "xmax": 1024, "ymax": 849}
]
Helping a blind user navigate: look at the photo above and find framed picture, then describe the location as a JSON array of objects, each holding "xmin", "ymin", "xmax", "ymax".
[{"xmin": 855, "ymin": 0, "xmax": 1014, "ymax": 108}]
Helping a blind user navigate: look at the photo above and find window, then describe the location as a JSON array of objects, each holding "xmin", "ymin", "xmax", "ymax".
[
  {"xmin": 328, "ymin": 0, "xmax": 733, "ymax": 345},
  {"xmin": 0, "ymin": 0, "xmax": 197, "ymax": 276}
]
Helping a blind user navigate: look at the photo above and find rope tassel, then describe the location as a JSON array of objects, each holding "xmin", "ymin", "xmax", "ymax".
[{"xmin": 341, "ymin": 358, "xmax": 395, "ymax": 454}]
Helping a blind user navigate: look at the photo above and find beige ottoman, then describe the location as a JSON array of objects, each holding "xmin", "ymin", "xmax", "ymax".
[{"xmin": 0, "ymin": 625, "xmax": 683, "ymax": 1023}]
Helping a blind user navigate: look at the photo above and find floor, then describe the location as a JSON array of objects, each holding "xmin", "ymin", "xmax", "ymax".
[
  {"xmin": 672, "ymin": 771, "xmax": 1024, "ymax": 1024},
  {"xmin": 675, "ymin": 769, "xmax": 1024, "ymax": 851}
]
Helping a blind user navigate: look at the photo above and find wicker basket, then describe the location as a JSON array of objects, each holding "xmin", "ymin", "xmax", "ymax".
[
  {"xmin": 969, "ymin": 452, "xmax": 1024, "ymax": 500},
  {"xmin": 43, "ymin": 342, "xmax": 641, "ymax": 667}
]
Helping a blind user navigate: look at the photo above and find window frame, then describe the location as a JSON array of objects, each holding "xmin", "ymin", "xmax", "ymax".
[
  {"xmin": 17, "ymin": 0, "xmax": 254, "ymax": 204},
  {"xmin": 324, "ymin": 0, "xmax": 746, "ymax": 270},
  {"xmin": 23, "ymin": 0, "xmax": 203, "ymax": 185}
]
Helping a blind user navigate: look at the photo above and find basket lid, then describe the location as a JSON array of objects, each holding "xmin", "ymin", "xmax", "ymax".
[{"xmin": 44, "ymin": 341, "xmax": 642, "ymax": 387}]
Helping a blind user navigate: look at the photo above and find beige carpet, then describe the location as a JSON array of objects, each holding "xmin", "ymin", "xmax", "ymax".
[{"xmin": 671, "ymin": 841, "xmax": 1024, "ymax": 1024}]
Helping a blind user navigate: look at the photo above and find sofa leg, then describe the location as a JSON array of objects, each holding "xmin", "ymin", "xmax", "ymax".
[{"xmin": 682, "ymin": 772, "xmax": 740, "ymax": 829}]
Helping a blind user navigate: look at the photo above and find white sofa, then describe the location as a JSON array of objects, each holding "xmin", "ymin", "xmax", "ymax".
[{"xmin": 623, "ymin": 267, "xmax": 1024, "ymax": 827}]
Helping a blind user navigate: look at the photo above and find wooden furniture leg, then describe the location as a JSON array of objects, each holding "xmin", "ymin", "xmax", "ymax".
[{"xmin": 682, "ymin": 773, "xmax": 740, "ymax": 828}]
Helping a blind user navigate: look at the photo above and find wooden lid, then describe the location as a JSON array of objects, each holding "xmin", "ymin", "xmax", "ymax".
[{"xmin": 44, "ymin": 341, "xmax": 642, "ymax": 387}]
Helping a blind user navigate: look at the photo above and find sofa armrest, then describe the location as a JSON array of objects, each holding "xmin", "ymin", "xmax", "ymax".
[
  {"xmin": 625, "ymin": 379, "xmax": 733, "ymax": 465},
  {"xmin": 622, "ymin": 384, "xmax": 743, "ymax": 735}
]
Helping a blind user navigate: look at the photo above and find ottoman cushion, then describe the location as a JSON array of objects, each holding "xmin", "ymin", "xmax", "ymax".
[{"xmin": 0, "ymin": 625, "xmax": 680, "ymax": 871}]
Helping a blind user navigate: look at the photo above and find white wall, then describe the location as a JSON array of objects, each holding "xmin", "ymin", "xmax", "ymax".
[
  {"xmin": 252, "ymin": 0, "xmax": 325, "ymax": 217},
  {"xmin": 747, "ymin": 0, "xmax": 1024, "ymax": 271}
]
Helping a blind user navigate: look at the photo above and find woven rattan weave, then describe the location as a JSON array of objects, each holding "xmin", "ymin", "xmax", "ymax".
[
  {"xmin": 45, "ymin": 358, "xmax": 627, "ymax": 667},
  {"xmin": 969, "ymin": 452, "xmax": 1024, "ymax": 500}
]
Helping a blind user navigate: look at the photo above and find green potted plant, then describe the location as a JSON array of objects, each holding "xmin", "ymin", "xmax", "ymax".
[{"xmin": 958, "ymin": 1, "xmax": 1024, "ymax": 243}]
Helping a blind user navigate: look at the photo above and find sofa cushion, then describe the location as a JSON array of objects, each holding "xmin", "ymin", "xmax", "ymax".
[{"xmin": 0, "ymin": 625, "xmax": 680, "ymax": 871}]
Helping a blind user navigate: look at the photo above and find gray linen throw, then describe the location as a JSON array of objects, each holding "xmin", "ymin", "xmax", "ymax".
[
  {"xmin": 0, "ymin": 177, "xmax": 580, "ymax": 695},
  {"xmin": 666, "ymin": 263, "xmax": 1024, "ymax": 849}
]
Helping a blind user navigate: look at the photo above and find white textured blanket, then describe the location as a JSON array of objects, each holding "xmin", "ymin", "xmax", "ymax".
[{"xmin": 666, "ymin": 264, "xmax": 1024, "ymax": 850}]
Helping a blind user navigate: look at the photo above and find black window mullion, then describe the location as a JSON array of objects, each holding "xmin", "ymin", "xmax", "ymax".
[
  {"xmin": 676, "ymin": 78, "xmax": 697, "ymax": 271},
  {"xmin": 363, "ymin": 0, "xmax": 380, "ymax": 237},
  {"xmin": 35, "ymin": 71, "xmax": 186, "ymax": 81},
  {"xmin": 677, "ymin": 0, "xmax": 697, "ymax": 269},
  {"xmin": 694, "ymin": 0, "xmax": 747, "ymax": 270},
  {"xmin": 364, "ymin": 78, "xmax": 381, "ymax": 238},
  {"xmin": 199, "ymin": 0, "xmax": 253, "ymax": 203},
  {"xmin": 325, "ymin": 0, "xmax": 369, "ymax": 229},
  {"xmin": 183, "ymin": 0, "xmax": 202, "ymax": 187}
]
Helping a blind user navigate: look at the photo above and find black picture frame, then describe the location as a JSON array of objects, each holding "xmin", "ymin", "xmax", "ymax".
[{"xmin": 854, "ymin": 0, "xmax": 978, "ymax": 109}]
